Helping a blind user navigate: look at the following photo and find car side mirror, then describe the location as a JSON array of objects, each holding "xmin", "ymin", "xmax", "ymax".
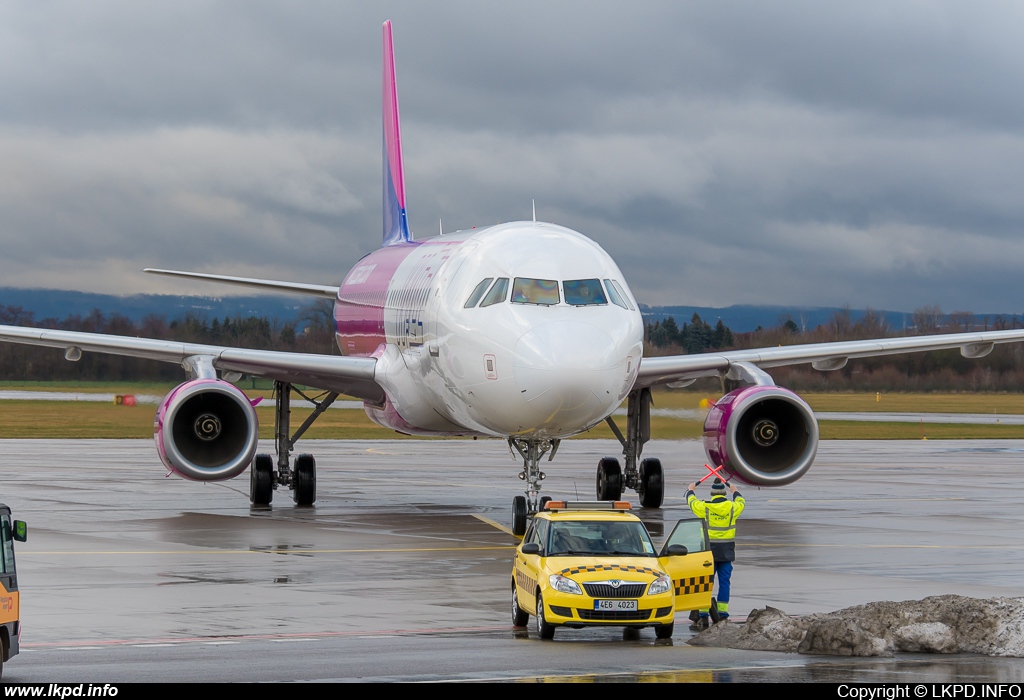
[
  {"xmin": 665, "ymin": 544, "xmax": 688, "ymax": 556},
  {"xmin": 521, "ymin": 543, "xmax": 540, "ymax": 555},
  {"xmin": 13, "ymin": 520, "xmax": 26, "ymax": 542}
]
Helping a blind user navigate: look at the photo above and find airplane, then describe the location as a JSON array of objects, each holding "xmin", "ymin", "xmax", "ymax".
[{"xmin": 3, "ymin": 20, "xmax": 1024, "ymax": 537}]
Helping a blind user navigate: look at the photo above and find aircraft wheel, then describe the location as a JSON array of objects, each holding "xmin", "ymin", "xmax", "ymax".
[
  {"xmin": 512, "ymin": 496, "xmax": 528, "ymax": 537},
  {"xmin": 596, "ymin": 457, "xmax": 622, "ymax": 500},
  {"xmin": 539, "ymin": 495, "xmax": 552, "ymax": 510},
  {"xmin": 655, "ymin": 622, "xmax": 675, "ymax": 639},
  {"xmin": 638, "ymin": 458, "xmax": 664, "ymax": 508},
  {"xmin": 512, "ymin": 583, "xmax": 529, "ymax": 627},
  {"xmin": 250, "ymin": 453, "xmax": 273, "ymax": 506},
  {"xmin": 293, "ymin": 453, "xmax": 316, "ymax": 506},
  {"xmin": 536, "ymin": 592, "xmax": 555, "ymax": 640}
]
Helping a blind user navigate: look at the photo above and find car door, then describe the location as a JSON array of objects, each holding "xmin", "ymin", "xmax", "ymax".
[
  {"xmin": 514, "ymin": 519, "xmax": 547, "ymax": 614},
  {"xmin": 656, "ymin": 519, "xmax": 715, "ymax": 612},
  {"xmin": 0, "ymin": 509, "xmax": 19, "ymax": 628}
]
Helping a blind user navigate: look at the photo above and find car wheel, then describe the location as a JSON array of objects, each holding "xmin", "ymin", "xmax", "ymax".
[
  {"xmin": 655, "ymin": 622, "xmax": 674, "ymax": 639},
  {"xmin": 536, "ymin": 592, "xmax": 555, "ymax": 640},
  {"xmin": 512, "ymin": 583, "xmax": 529, "ymax": 627}
]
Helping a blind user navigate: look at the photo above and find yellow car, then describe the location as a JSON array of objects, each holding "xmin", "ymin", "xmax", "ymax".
[{"xmin": 511, "ymin": 501, "xmax": 716, "ymax": 640}]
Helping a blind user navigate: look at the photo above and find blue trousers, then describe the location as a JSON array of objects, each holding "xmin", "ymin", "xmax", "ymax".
[{"xmin": 699, "ymin": 560, "xmax": 733, "ymax": 619}]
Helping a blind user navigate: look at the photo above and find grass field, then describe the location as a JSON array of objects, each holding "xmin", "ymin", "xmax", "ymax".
[{"xmin": 1, "ymin": 382, "xmax": 1023, "ymax": 439}]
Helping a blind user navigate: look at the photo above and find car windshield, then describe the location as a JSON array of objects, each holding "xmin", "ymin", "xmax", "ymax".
[
  {"xmin": 547, "ymin": 520, "xmax": 655, "ymax": 556},
  {"xmin": 563, "ymin": 278, "xmax": 607, "ymax": 306},
  {"xmin": 511, "ymin": 277, "xmax": 559, "ymax": 305}
]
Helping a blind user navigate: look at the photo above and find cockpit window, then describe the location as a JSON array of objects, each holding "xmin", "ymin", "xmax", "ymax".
[
  {"xmin": 604, "ymin": 279, "xmax": 634, "ymax": 310},
  {"xmin": 512, "ymin": 278, "xmax": 560, "ymax": 305},
  {"xmin": 464, "ymin": 278, "xmax": 494, "ymax": 308},
  {"xmin": 563, "ymin": 279, "xmax": 607, "ymax": 306},
  {"xmin": 480, "ymin": 277, "xmax": 509, "ymax": 307}
]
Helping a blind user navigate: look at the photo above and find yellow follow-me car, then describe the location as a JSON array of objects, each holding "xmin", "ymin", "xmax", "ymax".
[{"xmin": 512, "ymin": 501, "xmax": 719, "ymax": 640}]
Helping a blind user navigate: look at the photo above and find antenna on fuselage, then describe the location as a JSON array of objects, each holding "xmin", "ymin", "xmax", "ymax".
[
  {"xmin": 532, "ymin": 199, "xmax": 536, "ymax": 223},
  {"xmin": 439, "ymin": 219, "xmax": 443, "ymax": 236}
]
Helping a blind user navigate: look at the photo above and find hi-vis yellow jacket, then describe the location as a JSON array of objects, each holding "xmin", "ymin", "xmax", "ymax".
[{"xmin": 687, "ymin": 493, "xmax": 745, "ymax": 546}]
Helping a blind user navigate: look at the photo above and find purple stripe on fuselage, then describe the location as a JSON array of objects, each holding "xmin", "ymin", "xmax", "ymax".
[{"xmin": 335, "ymin": 242, "xmax": 419, "ymax": 356}]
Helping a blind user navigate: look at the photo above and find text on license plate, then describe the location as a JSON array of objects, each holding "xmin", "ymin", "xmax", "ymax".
[{"xmin": 594, "ymin": 599, "xmax": 638, "ymax": 611}]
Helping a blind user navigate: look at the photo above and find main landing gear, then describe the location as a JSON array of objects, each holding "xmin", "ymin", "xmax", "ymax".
[
  {"xmin": 250, "ymin": 380, "xmax": 338, "ymax": 508},
  {"xmin": 600, "ymin": 387, "xmax": 664, "ymax": 508},
  {"xmin": 509, "ymin": 437, "xmax": 559, "ymax": 537}
]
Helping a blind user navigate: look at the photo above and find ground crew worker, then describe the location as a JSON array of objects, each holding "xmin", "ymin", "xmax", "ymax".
[{"xmin": 686, "ymin": 477, "xmax": 745, "ymax": 627}]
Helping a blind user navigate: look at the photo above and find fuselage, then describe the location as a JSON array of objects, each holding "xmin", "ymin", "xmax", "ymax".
[{"xmin": 334, "ymin": 222, "xmax": 644, "ymax": 439}]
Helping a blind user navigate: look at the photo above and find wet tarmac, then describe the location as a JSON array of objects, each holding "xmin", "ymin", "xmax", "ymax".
[{"xmin": 0, "ymin": 438, "xmax": 1022, "ymax": 682}]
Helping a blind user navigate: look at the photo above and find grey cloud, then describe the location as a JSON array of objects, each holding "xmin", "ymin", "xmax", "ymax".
[{"xmin": 2, "ymin": 1, "xmax": 1024, "ymax": 315}]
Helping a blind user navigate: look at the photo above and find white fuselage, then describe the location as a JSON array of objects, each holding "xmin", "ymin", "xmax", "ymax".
[{"xmin": 344, "ymin": 222, "xmax": 644, "ymax": 439}]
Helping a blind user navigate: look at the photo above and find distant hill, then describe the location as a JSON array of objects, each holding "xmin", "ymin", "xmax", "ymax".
[
  {"xmin": 640, "ymin": 304, "xmax": 1015, "ymax": 334},
  {"xmin": 0, "ymin": 287, "xmax": 311, "ymax": 325}
]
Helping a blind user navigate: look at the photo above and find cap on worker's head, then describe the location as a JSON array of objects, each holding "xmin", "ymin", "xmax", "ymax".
[{"xmin": 710, "ymin": 478, "xmax": 727, "ymax": 497}]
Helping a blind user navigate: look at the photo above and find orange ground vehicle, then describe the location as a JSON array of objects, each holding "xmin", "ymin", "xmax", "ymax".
[{"xmin": 0, "ymin": 505, "xmax": 27, "ymax": 678}]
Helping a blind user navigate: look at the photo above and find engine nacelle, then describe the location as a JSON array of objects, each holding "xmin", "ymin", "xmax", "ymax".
[
  {"xmin": 703, "ymin": 385, "xmax": 819, "ymax": 487},
  {"xmin": 154, "ymin": 379, "xmax": 259, "ymax": 481}
]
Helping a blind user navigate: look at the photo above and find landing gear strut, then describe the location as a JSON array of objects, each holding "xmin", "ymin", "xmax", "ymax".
[
  {"xmin": 601, "ymin": 387, "xmax": 664, "ymax": 507},
  {"xmin": 249, "ymin": 380, "xmax": 337, "ymax": 507},
  {"xmin": 508, "ymin": 437, "xmax": 559, "ymax": 536}
]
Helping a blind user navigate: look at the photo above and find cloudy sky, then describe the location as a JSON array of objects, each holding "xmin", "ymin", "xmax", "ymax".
[{"xmin": 2, "ymin": 1, "xmax": 1024, "ymax": 313}]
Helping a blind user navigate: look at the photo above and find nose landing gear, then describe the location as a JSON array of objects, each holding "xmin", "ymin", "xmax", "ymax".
[{"xmin": 509, "ymin": 437, "xmax": 559, "ymax": 536}]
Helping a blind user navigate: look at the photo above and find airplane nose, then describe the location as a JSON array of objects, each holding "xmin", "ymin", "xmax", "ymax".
[{"xmin": 512, "ymin": 321, "xmax": 622, "ymax": 429}]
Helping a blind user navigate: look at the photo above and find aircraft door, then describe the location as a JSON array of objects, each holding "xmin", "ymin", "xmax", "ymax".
[{"xmin": 657, "ymin": 519, "xmax": 715, "ymax": 613}]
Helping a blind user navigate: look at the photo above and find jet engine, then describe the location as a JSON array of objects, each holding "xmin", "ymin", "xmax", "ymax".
[
  {"xmin": 154, "ymin": 379, "xmax": 259, "ymax": 481},
  {"xmin": 703, "ymin": 385, "xmax": 818, "ymax": 487}
]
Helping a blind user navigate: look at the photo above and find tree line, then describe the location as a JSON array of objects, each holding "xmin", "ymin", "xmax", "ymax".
[
  {"xmin": 0, "ymin": 300, "xmax": 338, "ymax": 382},
  {"xmin": 3, "ymin": 300, "xmax": 1024, "ymax": 391},
  {"xmin": 645, "ymin": 307, "xmax": 1024, "ymax": 392}
]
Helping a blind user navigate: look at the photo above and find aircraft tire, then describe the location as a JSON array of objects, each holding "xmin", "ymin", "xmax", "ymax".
[
  {"xmin": 250, "ymin": 453, "xmax": 273, "ymax": 506},
  {"xmin": 596, "ymin": 457, "xmax": 622, "ymax": 500},
  {"xmin": 638, "ymin": 458, "xmax": 664, "ymax": 508},
  {"xmin": 512, "ymin": 496, "xmax": 527, "ymax": 537},
  {"xmin": 293, "ymin": 454, "xmax": 316, "ymax": 506}
]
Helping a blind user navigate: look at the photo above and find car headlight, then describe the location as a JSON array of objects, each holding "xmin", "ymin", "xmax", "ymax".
[
  {"xmin": 648, "ymin": 575, "xmax": 672, "ymax": 596},
  {"xmin": 548, "ymin": 574, "xmax": 582, "ymax": 595}
]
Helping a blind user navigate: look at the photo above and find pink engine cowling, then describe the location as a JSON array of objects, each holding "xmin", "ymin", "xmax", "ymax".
[
  {"xmin": 154, "ymin": 379, "xmax": 260, "ymax": 481},
  {"xmin": 703, "ymin": 385, "xmax": 819, "ymax": 487}
]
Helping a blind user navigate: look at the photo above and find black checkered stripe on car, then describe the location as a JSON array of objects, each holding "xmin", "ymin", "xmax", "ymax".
[
  {"xmin": 674, "ymin": 575, "xmax": 713, "ymax": 595},
  {"xmin": 559, "ymin": 564, "xmax": 664, "ymax": 576}
]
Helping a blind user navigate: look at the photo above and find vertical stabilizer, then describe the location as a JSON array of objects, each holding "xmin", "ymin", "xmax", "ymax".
[{"xmin": 382, "ymin": 20, "xmax": 412, "ymax": 246}]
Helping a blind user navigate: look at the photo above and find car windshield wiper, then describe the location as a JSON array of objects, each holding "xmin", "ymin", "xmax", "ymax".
[
  {"xmin": 604, "ymin": 550, "xmax": 650, "ymax": 556},
  {"xmin": 549, "ymin": 550, "xmax": 594, "ymax": 556}
]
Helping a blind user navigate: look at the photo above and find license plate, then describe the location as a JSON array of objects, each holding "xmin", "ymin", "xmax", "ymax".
[{"xmin": 594, "ymin": 599, "xmax": 638, "ymax": 611}]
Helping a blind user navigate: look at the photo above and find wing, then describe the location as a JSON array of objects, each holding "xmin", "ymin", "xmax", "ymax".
[
  {"xmin": 144, "ymin": 268, "xmax": 339, "ymax": 299},
  {"xmin": 636, "ymin": 329, "xmax": 1024, "ymax": 388},
  {"xmin": 0, "ymin": 324, "xmax": 382, "ymax": 403}
]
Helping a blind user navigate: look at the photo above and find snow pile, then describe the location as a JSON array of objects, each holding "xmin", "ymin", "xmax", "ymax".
[{"xmin": 688, "ymin": 595, "xmax": 1024, "ymax": 657}]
